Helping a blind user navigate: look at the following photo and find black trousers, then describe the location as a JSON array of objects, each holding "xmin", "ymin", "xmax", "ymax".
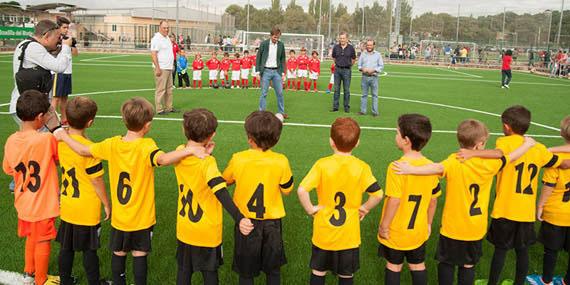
[
  {"xmin": 501, "ymin": 70, "xmax": 512, "ymax": 86},
  {"xmin": 178, "ymin": 73, "xmax": 190, "ymax": 87}
]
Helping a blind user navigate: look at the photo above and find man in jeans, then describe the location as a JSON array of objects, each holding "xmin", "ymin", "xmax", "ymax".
[
  {"xmin": 358, "ymin": 39, "xmax": 384, "ymax": 117},
  {"xmin": 256, "ymin": 26, "xmax": 288, "ymax": 118},
  {"xmin": 331, "ymin": 32, "xmax": 356, "ymax": 113}
]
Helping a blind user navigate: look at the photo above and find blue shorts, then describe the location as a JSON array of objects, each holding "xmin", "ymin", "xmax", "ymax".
[{"xmin": 53, "ymin": 73, "xmax": 72, "ymax": 97}]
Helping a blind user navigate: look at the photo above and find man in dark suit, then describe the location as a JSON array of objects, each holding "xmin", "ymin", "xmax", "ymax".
[{"xmin": 256, "ymin": 26, "xmax": 288, "ymax": 118}]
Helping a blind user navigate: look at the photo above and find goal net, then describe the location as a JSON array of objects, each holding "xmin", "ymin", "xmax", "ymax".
[
  {"xmin": 237, "ymin": 30, "xmax": 325, "ymax": 61},
  {"xmin": 419, "ymin": 40, "xmax": 478, "ymax": 60}
]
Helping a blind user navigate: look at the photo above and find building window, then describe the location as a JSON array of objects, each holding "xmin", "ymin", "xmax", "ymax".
[{"xmin": 112, "ymin": 24, "xmax": 117, "ymax": 32}]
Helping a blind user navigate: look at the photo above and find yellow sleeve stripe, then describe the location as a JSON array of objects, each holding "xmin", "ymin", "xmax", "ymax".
[
  {"xmin": 280, "ymin": 176, "xmax": 294, "ymax": 189},
  {"xmin": 208, "ymin": 176, "xmax": 226, "ymax": 189},
  {"xmin": 365, "ymin": 182, "xmax": 381, "ymax": 193},
  {"xmin": 150, "ymin": 149, "xmax": 162, "ymax": 167},
  {"xmin": 85, "ymin": 162, "xmax": 103, "ymax": 175},
  {"xmin": 544, "ymin": 155, "xmax": 559, "ymax": 168},
  {"xmin": 432, "ymin": 183, "xmax": 442, "ymax": 195}
]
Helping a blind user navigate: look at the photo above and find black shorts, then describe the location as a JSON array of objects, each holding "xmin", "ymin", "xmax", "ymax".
[
  {"xmin": 56, "ymin": 220, "xmax": 100, "ymax": 251},
  {"xmin": 378, "ymin": 243, "xmax": 426, "ymax": 265},
  {"xmin": 487, "ymin": 218, "xmax": 536, "ymax": 249},
  {"xmin": 53, "ymin": 73, "xmax": 72, "ymax": 97},
  {"xmin": 310, "ymin": 245, "xmax": 359, "ymax": 276},
  {"xmin": 109, "ymin": 226, "xmax": 153, "ymax": 252},
  {"xmin": 435, "ymin": 235, "xmax": 483, "ymax": 266},
  {"xmin": 232, "ymin": 219, "xmax": 286, "ymax": 278},
  {"xmin": 176, "ymin": 240, "xmax": 223, "ymax": 273},
  {"xmin": 539, "ymin": 221, "xmax": 570, "ymax": 252}
]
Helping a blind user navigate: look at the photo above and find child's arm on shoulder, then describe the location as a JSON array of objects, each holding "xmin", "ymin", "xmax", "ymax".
[
  {"xmin": 457, "ymin": 148, "xmax": 503, "ymax": 160},
  {"xmin": 506, "ymin": 137, "xmax": 536, "ymax": 162},
  {"xmin": 549, "ymin": 144, "xmax": 570, "ymax": 153},
  {"xmin": 91, "ymin": 176, "xmax": 110, "ymax": 221},
  {"xmin": 392, "ymin": 161, "xmax": 443, "ymax": 175},
  {"xmin": 536, "ymin": 184, "xmax": 555, "ymax": 221},
  {"xmin": 53, "ymin": 129, "xmax": 92, "ymax": 157},
  {"xmin": 156, "ymin": 145, "xmax": 207, "ymax": 166},
  {"xmin": 378, "ymin": 197, "xmax": 400, "ymax": 240},
  {"xmin": 297, "ymin": 186, "xmax": 322, "ymax": 216}
]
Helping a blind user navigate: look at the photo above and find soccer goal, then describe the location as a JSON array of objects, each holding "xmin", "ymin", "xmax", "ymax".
[{"xmin": 237, "ymin": 30, "xmax": 325, "ymax": 61}]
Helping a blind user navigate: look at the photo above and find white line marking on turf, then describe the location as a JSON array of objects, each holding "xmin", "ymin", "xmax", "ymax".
[
  {"xmin": 80, "ymin": 54, "xmax": 131, "ymax": 62},
  {"xmin": 437, "ymin": 67, "xmax": 483, "ymax": 78},
  {"xmin": 0, "ymin": 88, "xmax": 562, "ymax": 134},
  {"xmin": 0, "ymin": 269, "xmax": 23, "ymax": 285}
]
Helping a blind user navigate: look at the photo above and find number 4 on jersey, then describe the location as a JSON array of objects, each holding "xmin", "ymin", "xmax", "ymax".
[{"xmin": 247, "ymin": 183, "xmax": 266, "ymax": 219}]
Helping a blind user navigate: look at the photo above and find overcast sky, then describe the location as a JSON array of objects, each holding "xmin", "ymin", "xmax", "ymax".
[{"xmin": 19, "ymin": 0, "xmax": 567, "ymax": 17}]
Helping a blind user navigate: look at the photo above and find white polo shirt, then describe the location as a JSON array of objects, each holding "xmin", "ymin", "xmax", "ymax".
[
  {"xmin": 150, "ymin": 32, "xmax": 174, "ymax": 70},
  {"xmin": 265, "ymin": 40, "xmax": 278, "ymax": 68}
]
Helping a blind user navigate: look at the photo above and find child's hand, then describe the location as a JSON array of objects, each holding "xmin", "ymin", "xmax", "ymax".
[
  {"xmin": 378, "ymin": 226, "xmax": 390, "ymax": 240},
  {"xmin": 537, "ymin": 206, "xmax": 544, "ymax": 221},
  {"xmin": 205, "ymin": 141, "xmax": 216, "ymax": 155},
  {"xmin": 309, "ymin": 205, "xmax": 322, "ymax": 216},
  {"xmin": 358, "ymin": 205, "xmax": 369, "ymax": 221},
  {"xmin": 103, "ymin": 205, "xmax": 111, "ymax": 221},
  {"xmin": 52, "ymin": 127, "xmax": 68, "ymax": 141},
  {"xmin": 456, "ymin": 149, "xmax": 474, "ymax": 161},
  {"xmin": 239, "ymin": 218, "xmax": 254, "ymax": 236},
  {"xmin": 523, "ymin": 136, "xmax": 536, "ymax": 147},
  {"xmin": 392, "ymin": 161, "xmax": 412, "ymax": 175},
  {"xmin": 187, "ymin": 145, "xmax": 208, "ymax": 159}
]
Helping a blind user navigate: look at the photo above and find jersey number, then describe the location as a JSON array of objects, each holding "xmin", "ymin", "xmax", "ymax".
[
  {"xmin": 61, "ymin": 167, "xmax": 80, "ymax": 198},
  {"xmin": 15, "ymin": 161, "xmax": 41, "ymax": 193},
  {"xmin": 563, "ymin": 182, "xmax": 570, "ymax": 203},
  {"xmin": 247, "ymin": 183, "xmax": 266, "ymax": 219},
  {"xmin": 329, "ymin": 192, "xmax": 347, "ymax": 227},
  {"xmin": 514, "ymin": 162, "xmax": 538, "ymax": 195},
  {"xmin": 469, "ymin": 184, "xmax": 482, "ymax": 216},
  {"xmin": 407, "ymin": 195, "xmax": 422, "ymax": 229},
  {"xmin": 117, "ymin": 172, "xmax": 133, "ymax": 205},
  {"xmin": 179, "ymin": 184, "xmax": 203, "ymax": 222}
]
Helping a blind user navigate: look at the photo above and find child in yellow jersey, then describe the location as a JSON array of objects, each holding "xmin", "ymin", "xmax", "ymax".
[
  {"xmin": 458, "ymin": 106, "xmax": 570, "ymax": 285},
  {"xmin": 174, "ymin": 108, "xmax": 253, "ymax": 285},
  {"xmin": 298, "ymin": 117, "xmax": 384, "ymax": 285},
  {"xmin": 56, "ymin": 97, "xmax": 111, "ymax": 285},
  {"xmin": 222, "ymin": 111, "xmax": 294, "ymax": 285},
  {"xmin": 378, "ymin": 114, "xmax": 440, "ymax": 285},
  {"xmin": 531, "ymin": 116, "xmax": 570, "ymax": 285},
  {"xmin": 54, "ymin": 97, "xmax": 206, "ymax": 285},
  {"xmin": 392, "ymin": 119, "xmax": 536, "ymax": 285}
]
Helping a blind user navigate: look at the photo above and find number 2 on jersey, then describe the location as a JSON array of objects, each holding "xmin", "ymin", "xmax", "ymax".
[
  {"xmin": 247, "ymin": 183, "xmax": 266, "ymax": 219},
  {"xmin": 469, "ymin": 184, "xmax": 482, "ymax": 216},
  {"xmin": 563, "ymin": 182, "xmax": 570, "ymax": 203},
  {"xmin": 514, "ymin": 162, "xmax": 538, "ymax": 195}
]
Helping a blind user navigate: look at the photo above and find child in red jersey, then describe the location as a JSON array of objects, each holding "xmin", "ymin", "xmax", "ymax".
[
  {"xmin": 326, "ymin": 63, "xmax": 335, "ymax": 94},
  {"xmin": 220, "ymin": 52, "xmax": 231, "ymax": 86},
  {"xmin": 192, "ymin": 53, "xmax": 204, "ymax": 89},
  {"xmin": 297, "ymin": 47, "xmax": 310, "ymax": 91},
  {"xmin": 251, "ymin": 48, "xmax": 259, "ymax": 87},
  {"xmin": 206, "ymin": 51, "xmax": 220, "ymax": 87},
  {"xmin": 240, "ymin": 50, "xmax": 252, "ymax": 88},
  {"xmin": 231, "ymin": 53, "xmax": 241, "ymax": 89},
  {"xmin": 501, "ymin": 49, "xmax": 513, "ymax": 89},
  {"xmin": 308, "ymin": 51, "xmax": 321, "ymax": 92},
  {"xmin": 286, "ymin": 50, "xmax": 298, "ymax": 91}
]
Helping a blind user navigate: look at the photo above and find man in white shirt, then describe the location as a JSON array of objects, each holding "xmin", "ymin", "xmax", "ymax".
[
  {"xmin": 150, "ymin": 21, "xmax": 177, "ymax": 114},
  {"xmin": 255, "ymin": 26, "xmax": 287, "ymax": 118}
]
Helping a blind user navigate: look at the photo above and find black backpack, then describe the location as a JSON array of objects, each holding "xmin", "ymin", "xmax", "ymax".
[{"xmin": 15, "ymin": 38, "xmax": 53, "ymax": 95}]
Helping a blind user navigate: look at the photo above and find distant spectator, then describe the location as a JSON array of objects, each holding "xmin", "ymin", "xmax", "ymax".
[{"xmin": 501, "ymin": 49, "xmax": 513, "ymax": 89}]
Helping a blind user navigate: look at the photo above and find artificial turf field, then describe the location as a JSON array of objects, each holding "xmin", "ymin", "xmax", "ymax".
[{"xmin": 0, "ymin": 52, "xmax": 570, "ymax": 284}]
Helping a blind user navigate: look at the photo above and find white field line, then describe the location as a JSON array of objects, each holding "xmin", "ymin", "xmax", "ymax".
[
  {"xmin": 437, "ymin": 67, "xmax": 483, "ymax": 78},
  {"xmin": 0, "ymin": 88, "xmax": 563, "ymax": 134},
  {"xmin": 0, "ymin": 269, "xmax": 23, "ymax": 285},
  {"xmin": 80, "ymin": 54, "xmax": 131, "ymax": 62}
]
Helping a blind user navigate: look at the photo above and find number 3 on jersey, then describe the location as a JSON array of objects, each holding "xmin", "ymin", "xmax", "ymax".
[{"xmin": 247, "ymin": 183, "xmax": 266, "ymax": 219}]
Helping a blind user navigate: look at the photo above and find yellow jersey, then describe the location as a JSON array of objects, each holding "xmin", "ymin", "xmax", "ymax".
[
  {"xmin": 492, "ymin": 135, "xmax": 561, "ymax": 222},
  {"xmin": 541, "ymin": 152, "xmax": 570, "ymax": 227},
  {"xmin": 440, "ymin": 154, "xmax": 507, "ymax": 241},
  {"xmin": 300, "ymin": 154, "xmax": 383, "ymax": 251},
  {"xmin": 379, "ymin": 156, "xmax": 441, "ymax": 250},
  {"xmin": 222, "ymin": 149, "xmax": 293, "ymax": 220},
  {"xmin": 174, "ymin": 148, "xmax": 227, "ymax": 247},
  {"xmin": 58, "ymin": 135, "xmax": 105, "ymax": 226},
  {"xmin": 89, "ymin": 136, "xmax": 164, "ymax": 231}
]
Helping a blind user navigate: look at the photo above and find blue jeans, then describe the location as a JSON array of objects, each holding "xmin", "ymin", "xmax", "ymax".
[
  {"xmin": 360, "ymin": 75, "xmax": 379, "ymax": 115},
  {"xmin": 333, "ymin": 67, "xmax": 352, "ymax": 111},
  {"xmin": 259, "ymin": 69, "xmax": 285, "ymax": 114}
]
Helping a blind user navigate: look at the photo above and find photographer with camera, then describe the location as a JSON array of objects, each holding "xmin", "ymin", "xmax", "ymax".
[{"xmin": 51, "ymin": 16, "xmax": 78, "ymax": 125}]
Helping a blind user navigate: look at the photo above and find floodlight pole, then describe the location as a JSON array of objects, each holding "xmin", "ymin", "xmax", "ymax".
[
  {"xmin": 409, "ymin": 0, "xmax": 414, "ymax": 37},
  {"xmin": 547, "ymin": 10, "xmax": 553, "ymax": 51},
  {"xmin": 455, "ymin": 4, "xmax": 460, "ymax": 43},
  {"xmin": 328, "ymin": 0, "xmax": 332, "ymax": 42},
  {"xmin": 502, "ymin": 7, "xmax": 506, "ymax": 48},
  {"xmin": 361, "ymin": 0, "xmax": 365, "ymax": 36},
  {"xmin": 556, "ymin": 0, "xmax": 565, "ymax": 46},
  {"xmin": 317, "ymin": 0, "xmax": 322, "ymax": 35},
  {"xmin": 176, "ymin": 0, "xmax": 180, "ymax": 37},
  {"xmin": 246, "ymin": 0, "xmax": 250, "ymax": 49}
]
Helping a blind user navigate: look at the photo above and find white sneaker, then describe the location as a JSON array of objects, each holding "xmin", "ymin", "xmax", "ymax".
[
  {"xmin": 501, "ymin": 85, "xmax": 505, "ymax": 89},
  {"xmin": 505, "ymin": 84, "xmax": 509, "ymax": 89},
  {"xmin": 23, "ymin": 273, "xmax": 34, "ymax": 285}
]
